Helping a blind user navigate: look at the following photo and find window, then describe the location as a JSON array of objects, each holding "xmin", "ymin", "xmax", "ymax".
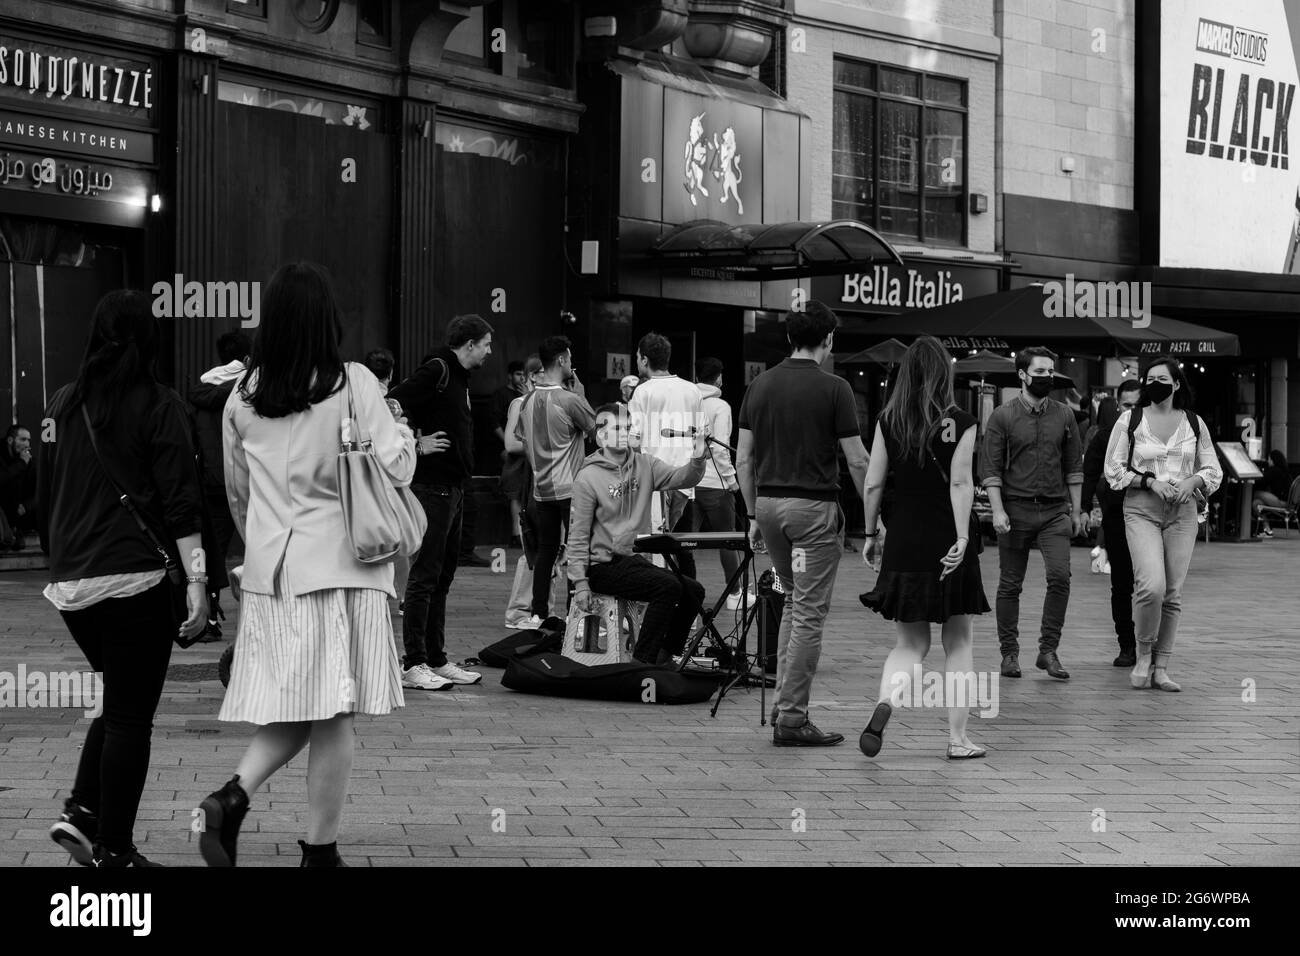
[
  {"xmin": 444, "ymin": 5, "xmax": 487, "ymax": 61},
  {"xmin": 833, "ymin": 58, "xmax": 968, "ymax": 245},
  {"xmin": 516, "ymin": 3, "xmax": 572, "ymax": 86},
  {"xmin": 227, "ymin": 0, "xmax": 266, "ymax": 16},
  {"xmin": 357, "ymin": 0, "xmax": 391, "ymax": 48},
  {"xmin": 759, "ymin": 29, "xmax": 786, "ymax": 97}
]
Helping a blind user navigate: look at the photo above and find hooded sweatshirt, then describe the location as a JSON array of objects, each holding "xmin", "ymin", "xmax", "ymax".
[
  {"xmin": 567, "ymin": 448, "xmax": 704, "ymax": 582},
  {"xmin": 695, "ymin": 382, "xmax": 737, "ymax": 491}
]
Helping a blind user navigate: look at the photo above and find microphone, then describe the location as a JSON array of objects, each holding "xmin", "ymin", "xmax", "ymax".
[{"xmin": 660, "ymin": 427, "xmax": 697, "ymax": 438}]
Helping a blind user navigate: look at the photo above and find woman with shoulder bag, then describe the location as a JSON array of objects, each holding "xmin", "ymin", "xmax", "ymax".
[
  {"xmin": 858, "ymin": 336, "xmax": 992, "ymax": 760},
  {"xmin": 196, "ymin": 262, "xmax": 416, "ymax": 868},
  {"xmin": 39, "ymin": 290, "xmax": 209, "ymax": 868},
  {"xmin": 1104, "ymin": 355, "xmax": 1221, "ymax": 692}
]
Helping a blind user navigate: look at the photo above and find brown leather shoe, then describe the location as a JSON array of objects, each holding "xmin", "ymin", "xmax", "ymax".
[{"xmin": 1036, "ymin": 651, "xmax": 1070, "ymax": 680}]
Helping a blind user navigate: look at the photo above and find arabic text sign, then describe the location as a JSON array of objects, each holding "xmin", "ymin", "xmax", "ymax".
[{"xmin": 0, "ymin": 148, "xmax": 150, "ymax": 208}]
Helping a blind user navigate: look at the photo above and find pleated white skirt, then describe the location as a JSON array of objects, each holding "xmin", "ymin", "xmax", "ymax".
[{"xmin": 219, "ymin": 568, "xmax": 404, "ymax": 725}]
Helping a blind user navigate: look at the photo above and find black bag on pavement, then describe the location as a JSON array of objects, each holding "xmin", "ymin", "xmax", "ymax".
[
  {"xmin": 477, "ymin": 616, "xmax": 566, "ymax": 667},
  {"xmin": 502, "ymin": 652, "xmax": 718, "ymax": 704}
]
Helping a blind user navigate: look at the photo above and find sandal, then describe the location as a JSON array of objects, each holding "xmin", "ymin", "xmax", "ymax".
[{"xmin": 946, "ymin": 742, "xmax": 987, "ymax": 759}]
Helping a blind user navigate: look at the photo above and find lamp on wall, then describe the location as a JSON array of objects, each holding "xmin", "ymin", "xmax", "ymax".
[
  {"xmin": 413, "ymin": 119, "xmax": 431, "ymax": 139},
  {"xmin": 969, "ymin": 193, "xmax": 988, "ymax": 214},
  {"xmin": 150, "ymin": 194, "xmax": 163, "ymax": 213}
]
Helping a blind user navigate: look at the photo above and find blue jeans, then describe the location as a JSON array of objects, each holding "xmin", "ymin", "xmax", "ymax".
[
  {"xmin": 995, "ymin": 499, "xmax": 1072, "ymax": 656},
  {"xmin": 756, "ymin": 497, "xmax": 844, "ymax": 728},
  {"xmin": 1123, "ymin": 488, "xmax": 1198, "ymax": 667},
  {"xmin": 402, "ymin": 484, "xmax": 463, "ymax": 669}
]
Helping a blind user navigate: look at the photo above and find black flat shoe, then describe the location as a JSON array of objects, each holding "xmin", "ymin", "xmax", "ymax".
[
  {"xmin": 858, "ymin": 702, "xmax": 892, "ymax": 758},
  {"xmin": 198, "ymin": 775, "xmax": 250, "ymax": 867},
  {"xmin": 1113, "ymin": 651, "xmax": 1136, "ymax": 667},
  {"xmin": 773, "ymin": 721, "xmax": 844, "ymax": 747},
  {"xmin": 1000, "ymin": 654, "xmax": 1021, "ymax": 678}
]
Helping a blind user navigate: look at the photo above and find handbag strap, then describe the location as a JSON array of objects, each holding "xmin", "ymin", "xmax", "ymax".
[
  {"xmin": 339, "ymin": 368, "xmax": 372, "ymax": 450},
  {"xmin": 79, "ymin": 404, "xmax": 176, "ymax": 568}
]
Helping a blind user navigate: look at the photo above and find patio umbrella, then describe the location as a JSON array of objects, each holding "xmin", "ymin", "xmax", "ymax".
[
  {"xmin": 953, "ymin": 349, "xmax": 1075, "ymax": 389},
  {"xmin": 837, "ymin": 337, "xmax": 910, "ymax": 367},
  {"xmin": 853, "ymin": 286, "xmax": 1240, "ymax": 356}
]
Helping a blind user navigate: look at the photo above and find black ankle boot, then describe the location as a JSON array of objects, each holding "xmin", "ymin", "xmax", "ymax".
[
  {"xmin": 198, "ymin": 775, "xmax": 250, "ymax": 867},
  {"xmin": 298, "ymin": 839, "xmax": 347, "ymax": 867}
]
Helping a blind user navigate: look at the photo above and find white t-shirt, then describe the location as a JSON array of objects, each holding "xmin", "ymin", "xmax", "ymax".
[{"xmin": 628, "ymin": 374, "xmax": 703, "ymax": 471}]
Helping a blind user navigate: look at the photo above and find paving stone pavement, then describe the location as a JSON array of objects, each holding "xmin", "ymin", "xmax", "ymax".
[{"xmin": 2, "ymin": 538, "xmax": 1298, "ymax": 867}]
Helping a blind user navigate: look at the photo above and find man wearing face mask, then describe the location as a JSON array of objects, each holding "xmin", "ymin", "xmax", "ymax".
[{"xmin": 979, "ymin": 346, "xmax": 1085, "ymax": 681}]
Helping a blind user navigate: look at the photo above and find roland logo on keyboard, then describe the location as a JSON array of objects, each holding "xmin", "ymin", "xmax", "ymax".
[{"xmin": 634, "ymin": 532, "xmax": 750, "ymax": 553}]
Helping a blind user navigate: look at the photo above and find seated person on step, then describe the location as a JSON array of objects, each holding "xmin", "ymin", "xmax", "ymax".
[{"xmin": 567, "ymin": 403, "xmax": 710, "ymax": 665}]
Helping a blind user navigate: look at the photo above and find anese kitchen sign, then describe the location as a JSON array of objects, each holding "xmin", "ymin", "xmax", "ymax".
[{"xmin": 1160, "ymin": 0, "xmax": 1300, "ymax": 271}]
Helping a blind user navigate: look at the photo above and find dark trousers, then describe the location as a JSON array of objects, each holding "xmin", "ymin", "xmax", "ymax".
[
  {"xmin": 587, "ymin": 554, "xmax": 705, "ymax": 662},
  {"xmin": 692, "ymin": 487, "xmax": 740, "ymax": 592},
  {"xmin": 995, "ymin": 499, "xmax": 1072, "ymax": 656},
  {"xmin": 204, "ymin": 486, "xmax": 240, "ymax": 611},
  {"xmin": 59, "ymin": 581, "xmax": 174, "ymax": 853},
  {"xmin": 402, "ymin": 484, "xmax": 463, "ymax": 669},
  {"xmin": 668, "ymin": 491, "xmax": 697, "ymax": 580},
  {"xmin": 1100, "ymin": 496, "xmax": 1136, "ymax": 653},
  {"xmin": 458, "ymin": 480, "xmax": 480, "ymax": 560},
  {"xmin": 531, "ymin": 498, "xmax": 571, "ymax": 618}
]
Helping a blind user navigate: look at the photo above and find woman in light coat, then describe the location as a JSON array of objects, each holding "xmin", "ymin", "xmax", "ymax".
[{"xmin": 197, "ymin": 262, "xmax": 416, "ymax": 867}]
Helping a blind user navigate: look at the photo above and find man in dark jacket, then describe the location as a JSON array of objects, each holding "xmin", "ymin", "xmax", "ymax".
[
  {"xmin": 2, "ymin": 423, "xmax": 36, "ymax": 548},
  {"xmin": 188, "ymin": 332, "xmax": 250, "ymax": 639},
  {"xmin": 388, "ymin": 314, "xmax": 493, "ymax": 691},
  {"xmin": 1082, "ymin": 380, "xmax": 1141, "ymax": 667}
]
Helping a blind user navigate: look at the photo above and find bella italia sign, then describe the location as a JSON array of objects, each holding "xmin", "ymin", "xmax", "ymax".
[{"xmin": 813, "ymin": 263, "xmax": 997, "ymax": 314}]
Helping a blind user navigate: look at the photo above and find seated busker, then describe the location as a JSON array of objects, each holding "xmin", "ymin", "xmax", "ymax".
[{"xmin": 568, "ymin": 403, "xmax": 711, "ymax": 664}]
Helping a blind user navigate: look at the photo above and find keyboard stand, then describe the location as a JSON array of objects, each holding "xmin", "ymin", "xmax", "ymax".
[{"xmin": 660, "ymin": 544, "xmax": 773, "ymax": 718}]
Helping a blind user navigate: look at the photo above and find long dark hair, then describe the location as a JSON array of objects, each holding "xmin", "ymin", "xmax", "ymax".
[
  {"xmin": 880, "ymin": 335, "xmax": 955, "ymax": 467},
  {"xmin": 1094, "ymin": 396, "xmax": 1120, "ymax": 435},
  {"xmin": 70, "ymin": 289, "xmax": 161, "ymax": 425},
  {"xmin": 240, "ymin": 262, "xmax": 345, "ymax": 418},
  {"xmin": 1139, "ymin": 354, "xmax": 1194, "ymax": 410}
]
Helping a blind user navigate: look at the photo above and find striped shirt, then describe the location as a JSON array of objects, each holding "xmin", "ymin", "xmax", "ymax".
[
  {"xmin": 514, "ymin": 385, "xmax": 597, "ymax": 501},
  {"xmin": 1104, "ymin": 409, "xmax": 1223, "ymax": 495}
]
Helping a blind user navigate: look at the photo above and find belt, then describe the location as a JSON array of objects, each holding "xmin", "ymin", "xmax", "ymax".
[{"xmin": 1005, "ymin": 495, "xmax": 1067, "ymax": 504}]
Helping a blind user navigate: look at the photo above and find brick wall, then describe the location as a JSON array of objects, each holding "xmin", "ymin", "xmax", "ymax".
[{"xmin": 998, "ymin": 0, "xmax": 1136, "ymax": 209}]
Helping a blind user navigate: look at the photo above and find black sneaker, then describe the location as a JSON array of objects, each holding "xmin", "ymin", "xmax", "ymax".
[
  {"xmin": 50, "ymin": 800, "xmax": 97, "ymax": 866},
  {"xmin": 93, "ymin": 845, "xmax": 162, "ymax": 867}
]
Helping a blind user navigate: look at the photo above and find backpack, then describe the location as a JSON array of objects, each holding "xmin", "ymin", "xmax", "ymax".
[{"xmin": 422, "ymin": 356, "xmax": 450, "ymax": 393}]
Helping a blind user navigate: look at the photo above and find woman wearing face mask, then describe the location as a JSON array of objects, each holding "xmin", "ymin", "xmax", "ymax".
[{"xmin": 1103, "ymin": 356, "xmax": 1221, "ymax": 692}]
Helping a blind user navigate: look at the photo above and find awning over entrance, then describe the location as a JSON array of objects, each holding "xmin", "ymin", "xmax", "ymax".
[
  {"xmin": 849, "ymin": 286, "xmax": 1240, "ymax": 357},
  {"xmin": 639, "ymin": 219, "xmax": 906, "ymax": 281}
]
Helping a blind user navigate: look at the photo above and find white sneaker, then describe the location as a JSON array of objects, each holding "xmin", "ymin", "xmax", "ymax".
[
  {"xmin": 725, "ymin": 590, "xmax": 756, "ymax": 611},
  {"xmin": 1102, "ymin": 562, "xmax": 1111, "ymax": 575},
  {"xmin": 431, "ymin": 662, "xmax": 483, "ymax": 685},
  {"xmin": 503, "ymin": 615, "xmax": 539, "ymax": 630},
  {"xmin": 1090, "ymin": 546, "xmax": 1101, "ymax": 558},
  {"xmin": 402, "ymin": 663, "xmax": 454, "ymax": 691}
]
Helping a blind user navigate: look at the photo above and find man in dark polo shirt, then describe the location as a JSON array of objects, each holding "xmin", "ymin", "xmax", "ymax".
[
  {"xmin": 388, "ymin": 314, "xmax": 493, "ymax": 692},
  {"xmin": 737, "ymin": 301, "xmax": 870, "ymax": 747},
  {"xmin": 979, "ymin": 345, "xmax": 1085, "ymax": 682}
]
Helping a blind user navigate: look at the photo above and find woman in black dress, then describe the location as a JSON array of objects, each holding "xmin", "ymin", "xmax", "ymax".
[{"xmin": 858, "ymin": 335, "xmax": 991, "ymax": 759}]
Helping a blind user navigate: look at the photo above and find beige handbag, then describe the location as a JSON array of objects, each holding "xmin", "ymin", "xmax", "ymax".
[{"xmin": 337, "ymin": 374, "xmax": 426, "ymax": 563}]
